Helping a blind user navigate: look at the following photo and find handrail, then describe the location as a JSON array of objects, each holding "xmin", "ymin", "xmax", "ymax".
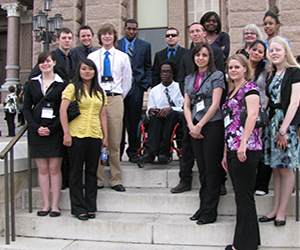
[{"xmin": 0, "ymin": 124, "xmax": 29, "ymax": 245}]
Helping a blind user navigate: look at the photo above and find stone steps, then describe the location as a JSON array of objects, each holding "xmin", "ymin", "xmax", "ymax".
[{"xmin": 13, "ymin": 210, "xmax": 300, "ymax": 248}]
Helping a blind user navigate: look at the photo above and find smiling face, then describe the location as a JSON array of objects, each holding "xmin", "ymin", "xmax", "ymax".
[
  {"xmin": 228, "ymin": 59, "xmax": 247, "ymax": 82},
  {"xmin": 264, "ymin": 16, "xmax": 279, "ymax": 38},
  {"xmin": 79, "ymin": 63, "xmax": 95, "ymax": 82},
  {"xmin": 38, "ymin": 56, "xmax": 56, "ymax": 73},
  {"xmin": 165, "ymin": 29, "xmax": 180, "ymax": 48},
  {"xmin": 100, "ymin": 32, "xmax": 114, "ymax": 49},
  {"xmin": 79, "ymin": 29, "xmax": 93, "ymax": 48},
  {"xmin": 125, "ymin": 23, "xmax": 138, "ymax": 42},
  {"xmin": 249, "ymin": 43, "xmax": 265, "ymax": 64},
  {"xmin": 244, "ymin": 29, "xmax": 258, "ymax": 45},
  {"xmin": 203, "ymin": 15, "xmax": 218, "ymax": 33},
  {"xmin": 269, "ymin": 41, "xmax": 286, "ymax": 66},
  {"xmin": 194, "ymin": 47, "xmax": 210, "ymax": 71},
  {"xmin": 189, "ymin": 24, "xmax": 206, "ymax": 45}
]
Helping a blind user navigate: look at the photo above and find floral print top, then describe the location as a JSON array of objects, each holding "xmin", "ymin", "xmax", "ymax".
[{"xmin": 222, "ymin": 81, "xmax": 263, "ymax": 151}]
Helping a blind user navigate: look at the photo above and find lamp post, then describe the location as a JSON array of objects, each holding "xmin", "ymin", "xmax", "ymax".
[{"xmin": 32, "ymin": 0, "xmax": 63, "ymax": 51}]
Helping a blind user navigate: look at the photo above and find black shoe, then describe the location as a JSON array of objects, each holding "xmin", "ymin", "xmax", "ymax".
[
  {"xmin": 97, "ymin": 185, "xmax": 104, "ymax": 189},
  {"xmin": 129, "ymin": 156, "xmax": 138, "ymax": 163},
  {"xmin": 196, "ymin": 218, "xmax": 215, "ymax": 225},
  {"xmin": 225, "ymin": 245, "xmax": 235, "ymax": 250},
  {"xmin": 274, "ymin": 219, "xmax": 286, "ymax": 226},
  {"xmin": 88, "ymin": 212, "xmax": 96, "ymax": 219},
  {"xmin": 61, "ymin": 184, "xmax": 66, "ymax": 190},
  {"xmin": 111, "ymin": 184, "xmax": 126, "ymax": 192},
  {"xmin": 37, "ymin": 209, "xmax": 50, "ymax": 216},
  {"xmin": 170, "ymin": 183, "xmax": 191, "ymax": 193},
  {"xmin": 189, "ymin": 216, "xmax": 198, "ymax": 221},
  {"xmin": 220, "ymin": 183, "xmax": 227, "ymax": 195},
  {"xmin": 77, "ymin": 214, "xmax": 88, "ymax": 220},
  {"xmin": 50, "ymin": 208, "xmax": 61, "ymax": 217},
  {"xmin": 157, "ymin": 154, "xmax": 169, "ymax": 164},
  {"xmin": 139, "ymin": 153, "xmax": 155, "ymax": 163},
  {"xmin": 259, "ymin": 215, "xmax": 276, "ymax": 222}
]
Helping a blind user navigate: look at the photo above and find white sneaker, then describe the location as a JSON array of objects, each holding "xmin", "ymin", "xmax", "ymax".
[{"xmin": 255, "ymin": 190, "xmax": 266, "ymax": 196}]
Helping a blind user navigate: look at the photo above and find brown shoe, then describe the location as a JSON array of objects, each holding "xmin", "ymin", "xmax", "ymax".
[{"xmin": 170, "ymin": 183, "xmax": 191, "ymax": 193}]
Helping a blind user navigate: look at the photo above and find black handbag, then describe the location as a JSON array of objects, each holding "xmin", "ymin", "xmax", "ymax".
[
  {"xmin": 240, "ymin": 87, "xmax": 269, "ymax": 128},
  {"xmin": 67, "ymin": 100, "xmax": 80, "ymax": 122}
]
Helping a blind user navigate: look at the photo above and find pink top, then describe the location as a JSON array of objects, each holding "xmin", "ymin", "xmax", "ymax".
[{"xmin": 193, "ymin": 71, "xmax": 206, "ymax": 92}]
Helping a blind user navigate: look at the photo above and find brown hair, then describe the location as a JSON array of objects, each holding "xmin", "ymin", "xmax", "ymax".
[
  {"xmin": 37, "ymin": 51, "xmax": 55, "ymax": 64},
  {"xmin": 191, "ymin": 42, "xmax": 216, "ymax": 75},
  {"xmin": 97, "ymin": 23, "xmax": 118, "ymax": 47}
]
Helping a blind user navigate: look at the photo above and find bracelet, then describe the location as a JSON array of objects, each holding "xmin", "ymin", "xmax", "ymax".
[{"xmin": 279, "ymin": 132, "xmax": 286, "ymax": 136}]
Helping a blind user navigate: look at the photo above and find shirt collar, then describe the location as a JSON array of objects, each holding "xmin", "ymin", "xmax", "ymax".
[
  {"xmin": 167, "ymin": 45, "xmax": 179, "ymax": 52},
  {"xmin": 31, "ymin": 73, "xmax": 64, "ymax": 83}
]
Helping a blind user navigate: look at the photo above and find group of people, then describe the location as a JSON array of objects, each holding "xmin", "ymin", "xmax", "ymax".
[{"xmin": 19, "ymin": 9, "xmax": 299, "ymax": 250}]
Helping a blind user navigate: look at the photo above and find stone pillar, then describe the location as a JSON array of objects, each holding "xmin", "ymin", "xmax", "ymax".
[{"xmin": 1, "ymin": 2, "xmax": 27, "ymax": 91}]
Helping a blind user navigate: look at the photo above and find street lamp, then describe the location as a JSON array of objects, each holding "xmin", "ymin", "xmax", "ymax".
[{"xmin": 32, "ymin": 0, "xmax": 63, "ymax": 51}]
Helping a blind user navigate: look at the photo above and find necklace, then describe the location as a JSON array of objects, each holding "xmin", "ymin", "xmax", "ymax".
[{"xmin": 275, "ymin": 68, "xmax": 286, "ymax": 77}]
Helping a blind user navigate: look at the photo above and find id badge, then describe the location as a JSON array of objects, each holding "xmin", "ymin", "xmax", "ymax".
[
  {"xmin": 41, "ymin": 107, "xmax": 54, "ymax": 119},
  {"xmin": 224, "ymin": 114, "xmax": 231, "ymax": 128},
  {"xmin": 101, "ymin": 82, "xmax": 112, "ymax": 92},
  {"xmin": 196, "ymin": 100, "xmax": 205, "ymax": 113}
]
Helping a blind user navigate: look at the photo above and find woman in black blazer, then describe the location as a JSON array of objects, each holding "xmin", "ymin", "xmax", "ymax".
[{"xmin": 23, "ymin": 51, "xmax": 67, "ymax": 217}]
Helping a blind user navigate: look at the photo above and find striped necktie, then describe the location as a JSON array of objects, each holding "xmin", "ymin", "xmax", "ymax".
[
  {"xmin": 164, "ymin": 88, "xmax": 175, "ymax": 107},
  {"xmin": 128, "ymin": 43, "xmax": 133, "ymax": 61}
]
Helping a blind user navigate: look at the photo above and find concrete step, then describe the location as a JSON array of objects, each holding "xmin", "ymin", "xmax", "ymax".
[
  {"xmin": 23, "ymin": 187, "xmax": 298, "ymax": 217},
  {"xmin": 13, "ymin": 210, "xmax": 300, "ymax": 248},
  {"xmin": 0, "ymin": 237, "xmax": 298, "ymax": 250}
]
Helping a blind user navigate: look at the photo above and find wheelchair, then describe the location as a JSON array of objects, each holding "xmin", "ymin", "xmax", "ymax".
[{"xmin": 136, "ymin": 113, "xmax": 183, "ymax": 168}]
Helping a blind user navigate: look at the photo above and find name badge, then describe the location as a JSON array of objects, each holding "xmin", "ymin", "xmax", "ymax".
[
  {"xmin": 41, "ymin": 107, "xmax": 54, "ymax": 119},
  {"xmin": 224, "ymin": 114, "xmax": 231, "ymax": 128},
  {"xmin": 196, "ymin": 100, "xmax": 205, "ymax": 113},
  {"xmin": 101, "ymin": 82, "xmax": 112, "ymax": 92}
]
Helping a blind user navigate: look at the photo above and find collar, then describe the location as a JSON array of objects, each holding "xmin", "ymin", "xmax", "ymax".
[
  {"xmin": 31, "ymin": 73, "xmax": 64, "ymax": 83},
  {"xmin": 167, "ymin": 45, "xmax": 179, "ymax": 52},
  {"xmin": 58, "ymin": 48, "xmax": 68, "ymax": 57},
  {"xmin": 101, "ymin": 46, "xmax": 115, "ymax": 55},
  {"xmin": 124, "ymin": 37, "xmax": 136, "ymax": 45}
]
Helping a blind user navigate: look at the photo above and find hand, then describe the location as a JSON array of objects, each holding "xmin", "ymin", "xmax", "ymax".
[
  {"xmin": 221, "ymin": 155, "xmax": 228, "ymax": 171},
  {"xmin": 37, "ymin": 126, "xmax": 50, "ymax": 136},
  {"xmin": 237, "ymin": 141, "xmax": 247, "ymax": 162},
  {"xmin": 157, "ymin": 107, "xmax": 172, "ymax": 118},
  {"xmin": 276, "ymin": 133, "xmax": 287, "ymax": 150},
  {"xmin": 63, "ymin": 134, "xmax": 72, "ymax": 147},
  {"xmin": 102, "ymin": 137, "xmax": 108, "ymax": 148},
  {"xmin": 148, "ymin": 108, "xmax": 160, "ymax": 117},
  {"xmin": 189, "ymin": 125, "xmax": 204, "ymax": 139}
]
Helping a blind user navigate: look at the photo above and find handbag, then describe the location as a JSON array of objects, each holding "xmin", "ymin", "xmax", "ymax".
[
  {"xmin": 67, "ymin": 100, "xmax": 80, "ymax": 122},
  {"xmin": 240, "ymin": 87, "xmax": 269, "ymax": 128}
]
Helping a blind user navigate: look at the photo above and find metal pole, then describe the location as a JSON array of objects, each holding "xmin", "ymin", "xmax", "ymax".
[
  {"xmin": 43, "ymin": 31, "xmax": 49, "ymax": 52},
  {"xmin": 296, "ymin": 168, "xmax": 299, "ymax": 221},
  {"xmin": 4, "ymin": 154, "xmax": 10, "ymax": 245},
  {"xmin": 27, "ymin": 145, "xmax": 32, "ymax": 213},
  {"xmin": 10, "ymin": 148, "xmax": 15, "ymax": 241}
]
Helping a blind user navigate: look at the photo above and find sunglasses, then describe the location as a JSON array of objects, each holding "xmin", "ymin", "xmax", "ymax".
[{"xmin": 165, "ymin": 34, "xmax": 178, "ymax": 38}]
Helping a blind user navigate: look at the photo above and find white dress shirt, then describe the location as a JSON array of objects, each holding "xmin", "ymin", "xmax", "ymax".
[
  {"xmin": 87, "ymin": 46, "xmax": 132, "ymax": 99},
  {"xmin": 146, "ymin": 81, "xmax": 184, "ymax": 116}
]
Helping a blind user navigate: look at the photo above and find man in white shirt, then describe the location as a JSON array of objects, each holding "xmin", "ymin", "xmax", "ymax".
[
  {"xmin": 138, "ymin": 61, "xmax": 184, "ymax": 164},
  {"xmin": 88, "ymin": 23, "xmax": 132, "ymax": 192}
]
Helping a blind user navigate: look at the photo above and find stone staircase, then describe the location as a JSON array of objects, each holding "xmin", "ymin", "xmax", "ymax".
[{"xmin": 1, "ymin": 161, "xmax": 300, "ymax": 249}]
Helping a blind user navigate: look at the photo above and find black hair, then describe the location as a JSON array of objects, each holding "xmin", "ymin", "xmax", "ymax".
[
  {"xmin": 200, "ymin": 11, "xmax": 221, "ymax": 34},
  {"xmin": 249, "ymin": 40, "xmax": 267, "ymax": 82},
  {"xmin": 78, "ymin": 25, "xmax": 94, "ymax": 37},
  {"xmin": 191, "ymin": 42, "xmax": 216, "ymax": 75},
  {"xmin": 159, "ymin": 60, "xmax": 177, "ymax": 80},
  {"xmin": 166, "ymin": 27, "xmax": 179, "ymax": 35},
  {"xmin": 125, "ymin": 19, "xmax": 138, "ymax": 27},
  {"xmin": 72, "ymin": 59, "xmax": 104, "ymax": 102},
  {"xmin": 263, "ymin": 10, "xmax": 281, "ymax": 24}
]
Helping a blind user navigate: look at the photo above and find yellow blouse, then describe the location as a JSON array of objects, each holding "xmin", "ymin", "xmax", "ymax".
[{"xmin": 62, "ymin": 83, "xmax": 107, "ymax": 139}]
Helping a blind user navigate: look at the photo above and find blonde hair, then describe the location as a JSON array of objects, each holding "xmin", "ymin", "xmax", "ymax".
[
  {"xmin": 226, "ymin": 54, "xmax": 252, "ymax": 82},
  {"xmin": 269, "ymin": 37, "xmax": 299, "ymax": 71}
]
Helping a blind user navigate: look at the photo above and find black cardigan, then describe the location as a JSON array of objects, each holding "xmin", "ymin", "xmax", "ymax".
[{"xmin": 266, "ymin": 67, "xmax": 300, "ymax": 126}]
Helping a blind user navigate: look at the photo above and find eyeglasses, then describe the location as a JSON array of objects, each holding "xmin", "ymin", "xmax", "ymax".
[
  {"xmin": 244, "ymin": 32, "xmax": 256, "ymax": 36},
  {"xmin": 165, "ymin": 34, "xmax": 178, "ymax": 38}
]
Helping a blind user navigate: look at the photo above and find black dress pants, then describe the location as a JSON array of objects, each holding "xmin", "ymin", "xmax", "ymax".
[
  {"xmin": 5, "ymin": 112, "xmax": 16, "ymax": 136},
  {"xmin": 145, "ymin": 110, "xmax": 182, "ymax": 156},
  {"xmin": 190, "ymin": 120, "xmax": 224, "ymax": 222},
  {"xmin": 227, "ymin": 150, "xmax": 261, "ymax": 250},
  {"xmin": 69, "ymin": 137, "xmax": 102, "ymax": 215},
  {"xmin": 255, "ymin": 158, "xmax": 272, "ymax": 193}
]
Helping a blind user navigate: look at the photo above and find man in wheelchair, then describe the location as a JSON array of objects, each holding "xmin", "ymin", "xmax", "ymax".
[{"xmin": 138, "ymin": 61, "xmax": 184, "ymax": 164}]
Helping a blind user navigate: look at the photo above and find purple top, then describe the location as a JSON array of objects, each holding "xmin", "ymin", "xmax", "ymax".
[
  {"xmin": 222, "ymin": 81, "xmax": 263, "ymax": 151},
  {"xmin": 193, "ymin": 71, "xmax": 205, "ymax": 92}
]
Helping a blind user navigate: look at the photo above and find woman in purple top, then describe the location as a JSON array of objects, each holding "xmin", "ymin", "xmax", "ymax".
[
  {"xmin": 200, "ymin": 11, "xmax": 230, "ymax": 60},
  {"xmin": 222, "ymin": 54, "xmax": 262, "ymax": 250}
]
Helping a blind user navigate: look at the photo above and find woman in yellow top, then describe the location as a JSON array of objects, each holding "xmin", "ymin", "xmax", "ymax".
[{"xmin": 60, "ymin": 59, "xmax": 108, "ymax": 220}]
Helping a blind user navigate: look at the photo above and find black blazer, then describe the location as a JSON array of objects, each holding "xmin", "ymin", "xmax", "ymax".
[
  {"xmin": 152, "ymin": 45, "xmax": 189, "ymax": 87},
  {"xmin": 116, "ymin": 38, "xmax": 152, "ymax": 91},
  {"xmin": 266, "ymin": 67, "xmax": 300, "ymax": 125},
  {"xmin": 28, "ymin": 48, "xmax": 75, "ymax": 82}
]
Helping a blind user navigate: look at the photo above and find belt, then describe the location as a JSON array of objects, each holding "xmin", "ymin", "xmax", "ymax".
[{"xmin": 106, "ymin": 92, "xmax": 121, "ymax": 96}]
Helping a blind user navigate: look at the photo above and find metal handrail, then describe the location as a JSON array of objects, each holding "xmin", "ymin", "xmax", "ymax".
[{"xmin": 0, "ymin": 124, "xmax": 29, "ymax": 245}]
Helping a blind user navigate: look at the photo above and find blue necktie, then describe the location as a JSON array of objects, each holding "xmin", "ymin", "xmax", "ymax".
[{"xmin": 103, "ymin": 51, "xmax": 111, "ymax": 76}]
